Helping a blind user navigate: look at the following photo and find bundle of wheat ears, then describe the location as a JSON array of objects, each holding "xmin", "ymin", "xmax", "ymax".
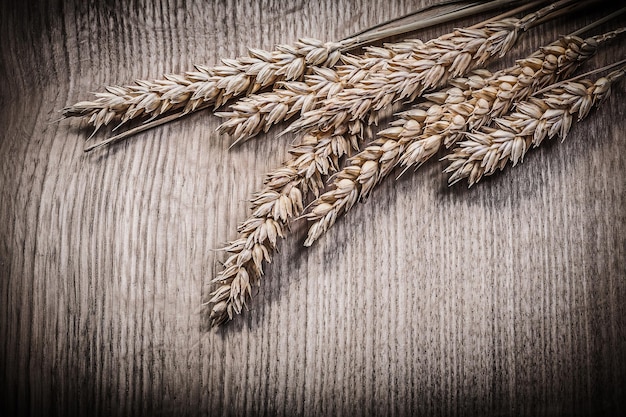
[{"xmin": 63, "ymin": 0, "xmax": 626, "ymax": 327}]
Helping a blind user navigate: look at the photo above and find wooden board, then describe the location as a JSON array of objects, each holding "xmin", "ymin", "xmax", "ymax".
[{"xmin": 1, "ymin": 1, "xmax": 625, "ymax": 416}]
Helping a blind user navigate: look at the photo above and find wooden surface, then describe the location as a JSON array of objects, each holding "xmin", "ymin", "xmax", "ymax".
[{"xmin": 1, "ymin": 1, "xmax": 625, "ymax": 416}]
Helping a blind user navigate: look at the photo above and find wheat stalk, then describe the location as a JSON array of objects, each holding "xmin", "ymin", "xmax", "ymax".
[
  {"xmin": 63, "ymin": 38, "xmax": 353, "ymax": 133},
  {"xmin": 303, "ymin": 32, "xmax": 602, "ymax": 246},
  {"xmin": 206, "ymin": 10, "xmax": 552, "ymax": 325},
  {"xmin": 444, "ymin": 66, "xmax": 625, "ymax": 186}
]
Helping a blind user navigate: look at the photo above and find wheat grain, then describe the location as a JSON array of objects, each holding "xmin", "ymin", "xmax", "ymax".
[
  {"xmin": 214, "ymin": 67, "xmax": 343, "ymax": 145},
  {"xmin": 303, "ymin": 33, "xmax": 601, "ymax": 246},
  {"xmin": 444, "ymin": 67, "xmax": 625, "ymax": 186},
  {"xmin": 63, "ymin": 38, "xmax": 353, "ymax": 133},
  {"xmin": 213, "ymin": 1, "xmax": 567, "ymax": 144},
  {"xmin": 398, "ymin": 34, "xmax": 609, "ymax": 169},
  {"xmin": 400, "ymin": 30, "xmax": 624, "ymax": 168}
]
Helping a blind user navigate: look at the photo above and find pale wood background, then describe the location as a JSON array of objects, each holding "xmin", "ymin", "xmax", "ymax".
[{"xmin": 1, "ymin": 1, "xmax": 625, "ymax": 416}]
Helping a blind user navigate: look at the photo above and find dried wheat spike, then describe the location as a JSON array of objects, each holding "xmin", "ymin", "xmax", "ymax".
[
  {"xmin": 398, "ymin": 34, "xmax": 608, "ymax": 169},
  {"xmin": 304, "ymin": 34, "xmax": 600, "ymax": 246},
  {"xmin": 63, "ymin": 38, "xmax": 353, "ymax": 133},
  {"xmin": 286, "ymin": 8, "xmax": 565, "ymax": 136},
  {"xmin": 287, "ymin": 0, "xmax": 588, "ymax": 135},
  {"xmin": 207, "ymin": 15, "xmax": 533, "ymax": 326},
  {"xmin": 208, "ymin": 122, "xmax": 363, "ymax": 326},
  {"xmin": 214, "ymin": 40, "xmax": 428, "ymax": 144},
  {"xmin": 214, "ymin": 67, "xmax": 343, "ymax": 145},
  {"xmin": 444, "ymin": 67, "xmax": 625, "ymax": 186}
]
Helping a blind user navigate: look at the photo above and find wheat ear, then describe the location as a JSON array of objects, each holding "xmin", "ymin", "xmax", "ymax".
[
  {"xmin": 63, "ymin": 38, "xmax": 352, "ymax": 133},
  {"xmin": 214, "ymin": 66, "xmax": 343, "ymax": 146},
  {"xmin": 214, "ymin": 41, "xmax": 428, "ymax": 145},
  {"xmin": 444, "ymin": 67, "xmax": 625, "ymax": 186},
  {"xmin": 302, "ymin": 29, "xmax": 605, "ymax": 246},
  {"xmin": 399, "ymin": 28, "xmax": 625, "ymax": 169},
  {"xmin": 211, "ymin": 0, "xmax": 555, "ymax": 145},
  {"xmin": 284, "ymin": 0, "xmax": 573, "ymax": 136},
  {"xmin": 286, "ymin": 19, "xmax": 521, "ymax": 134},
  {"xmin": 208, "ymin": 122, "xmax": 363, "ymax": 326},
  {"xmin": 207, "ymin": 14, "xmax": 538, "ymax": 326}
]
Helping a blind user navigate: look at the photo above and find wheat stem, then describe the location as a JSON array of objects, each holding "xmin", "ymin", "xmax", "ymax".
[
  {"xmin": 569, "ymin": 5, "xmax": 626, "ymax": 36},
  {"xmin": 70, "ymin": 0, "xmax": 520, "ymax": 148},
  {"xmin": 467, "ymin": 0, "xmax": 547, "ymax": 29},
  {"xmin": 344, "ymin": 0, "xmax": 476, "ymax": 39},
  {"xmin": 344, "ymin": 0, "xmax": 527, "ymax": 49}
]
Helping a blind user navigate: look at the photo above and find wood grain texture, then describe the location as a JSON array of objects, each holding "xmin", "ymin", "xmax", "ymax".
[{"xmin": 1, "ymin": 1, "xmax": 625, "ymax": 416}]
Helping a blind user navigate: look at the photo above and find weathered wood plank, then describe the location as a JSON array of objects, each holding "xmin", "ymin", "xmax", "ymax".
[{"xmin": 1, "ymin": 1, "xmax": 625, "ymax": 416}]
